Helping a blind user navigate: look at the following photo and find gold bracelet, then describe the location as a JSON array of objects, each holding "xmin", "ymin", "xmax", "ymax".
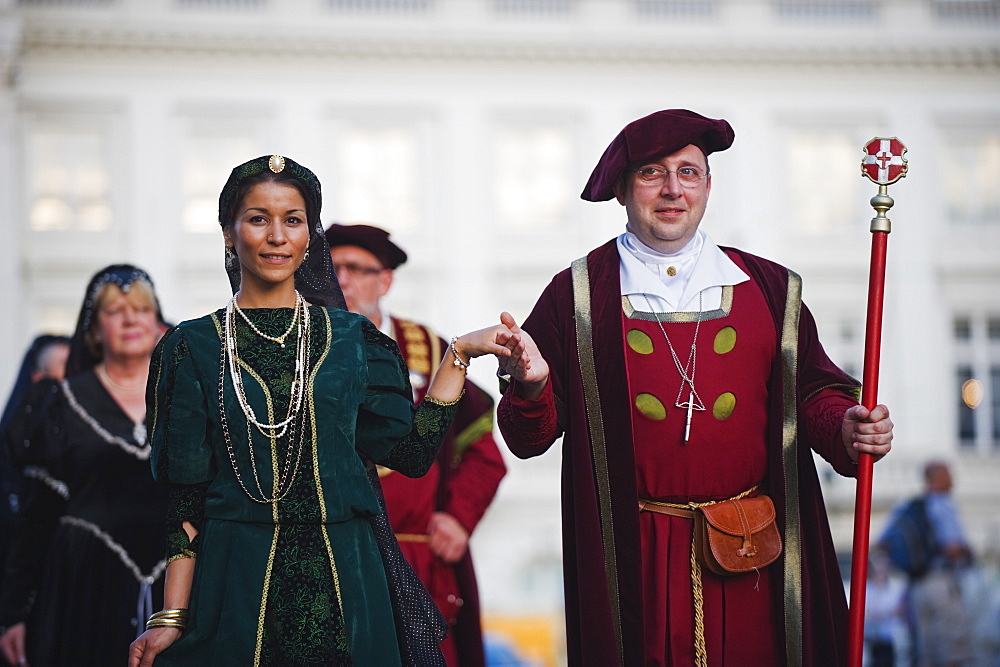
[
  {"xmin": 146, "ymin": 618, "xmax": 186, "ymax": 631},
  {"xmin": 146, "ymin": 608, "xmax": 189, "ymax": 630}
]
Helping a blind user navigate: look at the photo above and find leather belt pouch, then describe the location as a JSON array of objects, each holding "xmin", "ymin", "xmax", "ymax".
[{"xmin": 694, "ymin": 495, "xmax": 782, "ymax": 576}]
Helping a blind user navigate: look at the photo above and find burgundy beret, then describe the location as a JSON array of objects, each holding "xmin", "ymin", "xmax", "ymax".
[
  {"xmin": 581, "ymin": 109, "xmax": 735, "ymax": 202},
  {"xmin": 324, "ymin": 223, "xmax": 408, "ymax": 270}
]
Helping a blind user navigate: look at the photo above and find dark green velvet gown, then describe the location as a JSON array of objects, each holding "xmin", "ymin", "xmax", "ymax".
[{"xmin": 147, "ymin": 306, "xmax": 454, "ymax": 666}]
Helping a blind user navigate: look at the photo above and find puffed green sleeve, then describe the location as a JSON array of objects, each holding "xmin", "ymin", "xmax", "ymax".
[
  {"xmin": 147, "ymin": 326, "xmax": 215, "ymax": 561},
  {"xmin": 356, "ymin": 321, "xmax": 458, "ymax": 477}
]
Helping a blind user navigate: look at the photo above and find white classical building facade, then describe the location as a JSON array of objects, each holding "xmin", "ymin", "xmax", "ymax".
[{"xmin": 1, "ymin": 0, "xmax": 998, "ymax": 657}]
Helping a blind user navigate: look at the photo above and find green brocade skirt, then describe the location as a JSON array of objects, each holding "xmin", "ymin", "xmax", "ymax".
[{"xmin": 156, "ymin": 515, "xmax": 401, "ymax": 666}]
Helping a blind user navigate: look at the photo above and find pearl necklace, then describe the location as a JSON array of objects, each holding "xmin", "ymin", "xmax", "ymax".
[
  {"xmin": 233, "ymin": 292, "xmax": 301, "ymax": 348},
  {"xmin": 218, "ymin": 294, "xmax": 312, "ymax": 503},
  {"xmin": 644, "ymin": 292, "xmax": 706, "ymax": 443}
]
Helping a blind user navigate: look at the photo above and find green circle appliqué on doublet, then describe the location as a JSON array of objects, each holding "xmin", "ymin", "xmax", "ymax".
[
  {"xmin": 636, "ymin": 393, "xmax": 667, "ymax": 421},
  {"xmin": 713, "ymin": 392, "xmax": 737, "ymax": 420},
  {"xmin": 714, "ymin": 327, "xmax": 737, "ymax": 354},
  {"xmin": 627, "ymin": 329, "xmax": 655, "ymax": 355}
]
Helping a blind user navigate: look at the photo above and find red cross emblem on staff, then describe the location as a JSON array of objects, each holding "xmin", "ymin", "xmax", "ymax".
[{"xmin": 862, "ymin": 137, "xmax": 908, "ymax": 185}]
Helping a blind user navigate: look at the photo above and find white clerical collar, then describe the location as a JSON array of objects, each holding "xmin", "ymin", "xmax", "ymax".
[
  {"xmin": 378, "ymin": 308, "xmax": 394, "ymax": 338},
  {"xmin": 618, "ymin": 230, "xmax": 750, "ymax": 312}
]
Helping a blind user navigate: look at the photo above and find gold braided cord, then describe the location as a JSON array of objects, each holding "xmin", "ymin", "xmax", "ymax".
[
  {"xmin": 643, "ymin": 484, "xmax": 758, "ymax": 511},
  {"xmin": 308, "ymin": 307, "xmax": 334, "ymax": 523},
  {"xmin": 639, "ymin": 483, "xmax": 759, "ymax": 667},
  {"xmin": 255, "ymin": 525, "xmax": 280, "ymax": 667},
  {"xmin": 690, "ymin": 538, "xmax": 707, "ymax": 667}
]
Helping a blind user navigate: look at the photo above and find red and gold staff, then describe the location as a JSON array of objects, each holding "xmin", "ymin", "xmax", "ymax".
[{"xmin": 848, "ymin": 137, "xmax": 909, "ymax": 667}]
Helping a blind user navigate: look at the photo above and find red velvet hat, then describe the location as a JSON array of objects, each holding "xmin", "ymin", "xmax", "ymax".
[
  {"xmin": 324, "ymin": 223, "xmax": 408, "ymax": 270},
  {"xmin": 581, "ymin": 109, "xmax": 735, "ymax": 202}
]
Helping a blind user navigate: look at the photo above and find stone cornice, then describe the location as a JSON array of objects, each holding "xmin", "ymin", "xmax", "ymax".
[{"xmin": 19, "ymin": 23, "xmax": 1000, "ymax": 72}]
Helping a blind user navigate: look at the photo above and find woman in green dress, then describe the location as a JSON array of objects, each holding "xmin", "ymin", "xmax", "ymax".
[{"xmin": 128, "ymin": 155, "xmax": 511, "ymax": 666}]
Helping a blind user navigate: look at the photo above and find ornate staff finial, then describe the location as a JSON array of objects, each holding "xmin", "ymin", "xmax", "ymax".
[{"xmin": 861, "ymin": 137, "xmax": 908, "ymax": 233}]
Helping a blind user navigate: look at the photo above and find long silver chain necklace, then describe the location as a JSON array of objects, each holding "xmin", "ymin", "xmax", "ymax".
[
  {"xmin": 644, "ymin": 292, "xmax": 706, "ymax": 443},
  {"xmin": 219, "ymin": 294, "xmax": 312, "ymax": 503}
]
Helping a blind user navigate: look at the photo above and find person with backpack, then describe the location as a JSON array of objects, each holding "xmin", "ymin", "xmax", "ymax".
[{"xmin": 881, "ymin": 460, "xmax": 974, "ymax": 666}]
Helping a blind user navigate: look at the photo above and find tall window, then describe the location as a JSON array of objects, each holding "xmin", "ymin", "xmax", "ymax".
[
  {"xmin": 787, "ymin": 131, "xmax": 861, "ymax": 235},
  {"xmin": 942, "ymin": 131, "xmax": 1000, "ymax": 226},
  {"xmin": 333, "ymin": 125, "xmax": 421, "ymax": 232},
  {"xmin": 26, "ymin": 124, "xmax": 113, "ymax": 232},
  {"xmin": 493, "ymin": 124, "xmax": 573, "ymax": 230},
  {"xmin": 181, "ymin": 123, "xmax": 258, "ymax": 233},
  {"xmin": 815, "ymin": 314, "xmax": 862, "ymax": 380},
  {"xmin": 954, "ymin": 314, "xmax": 1000, "ymax": 449}
]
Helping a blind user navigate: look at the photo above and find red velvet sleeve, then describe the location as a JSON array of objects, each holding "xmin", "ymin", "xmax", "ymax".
[
  {"xmin": 498, "ymin": 378, "xmax": 561, "ymax": 459},
  {"xmin": 497, "ymin": 273, "xmax": 569, "ymax": 460},
  {"xmin": 802, "ymin": 387, "xmax": 859, "ymax": 478}
]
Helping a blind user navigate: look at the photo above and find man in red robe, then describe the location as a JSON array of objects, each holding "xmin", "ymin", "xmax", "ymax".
[
  {"xmin": 326, "ymin": 223, "xmax": 507, "ymax": 667},
  {"xmin": 494, "ymin": 110, "xmax": 894, "ymax": 666}
]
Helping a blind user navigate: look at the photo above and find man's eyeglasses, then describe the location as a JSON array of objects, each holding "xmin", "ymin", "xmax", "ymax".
[
  {"xmin": 333, "ymin": 262, "xmax": 383, "ymax": 277},
  {"xmin": 629, "ymin": 165, "xmax": 707, "ymax": 188}
]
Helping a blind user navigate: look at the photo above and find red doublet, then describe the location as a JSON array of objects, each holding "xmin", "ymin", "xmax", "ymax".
[{"xmin": 626, "ymin": 266, "xmax": 780, "ymax": 665}]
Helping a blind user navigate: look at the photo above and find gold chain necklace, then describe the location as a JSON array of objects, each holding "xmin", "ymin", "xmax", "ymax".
[{"xmin": 644, "ymin": 292, "xmax": 705, "ymax": 443}]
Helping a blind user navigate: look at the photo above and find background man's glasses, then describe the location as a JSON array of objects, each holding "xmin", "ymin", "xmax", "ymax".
[
  {"xmin": 629, "ymin": 165, "xmax": 706, "ymax": 188},
  {"xmin": 334, "ymin": 262, "xmax": 383, "ymax": 277}
]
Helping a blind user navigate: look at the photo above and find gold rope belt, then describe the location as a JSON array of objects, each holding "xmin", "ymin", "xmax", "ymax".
[
  {"xmin": 637, "ymin": 485, "xmax": 759, "ymax": 667},
  {"xmin": 394, "ymin": 533, "xmax": 429, "ymax": 543}
]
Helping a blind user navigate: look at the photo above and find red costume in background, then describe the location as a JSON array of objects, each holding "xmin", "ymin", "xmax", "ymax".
[
  {"xmin": 498, "ymin": 240, "xmax": 861, "ymax": 666},
  {"xmin": 381, "ymin": 316, "xmax": 506, "ymax": 667}
]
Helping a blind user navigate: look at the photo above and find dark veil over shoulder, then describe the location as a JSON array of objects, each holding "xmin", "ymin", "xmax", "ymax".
[
  {"xmin": 219, "ymin": 156, "xmax": 446, "ymax": 665},
  {"xmin": 217, "ymin": 155, "xmax": 346, "ymax": 310},
  {"xmin": 66, "ymin": 264, "xmax": 164, "ymax": 378}
]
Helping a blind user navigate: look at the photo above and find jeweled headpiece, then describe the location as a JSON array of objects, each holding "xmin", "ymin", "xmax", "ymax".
[{"xmin": 66, "ymin": 264, "xmax": 163, "ymax": 377}]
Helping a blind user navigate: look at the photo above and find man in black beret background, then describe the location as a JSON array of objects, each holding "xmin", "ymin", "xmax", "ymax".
[
  {"xmin": 492, "ymin": 109, "xmax": 894, "ymax": 666},
  {"xmin": 325, "ymin": 223, "xmax": 506, "ymax": 667}
]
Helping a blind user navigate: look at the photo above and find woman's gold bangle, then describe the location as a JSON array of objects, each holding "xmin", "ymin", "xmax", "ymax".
[{"xmin": 146, "ymin": 608, "xmax": 189, "ymax": 630}]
